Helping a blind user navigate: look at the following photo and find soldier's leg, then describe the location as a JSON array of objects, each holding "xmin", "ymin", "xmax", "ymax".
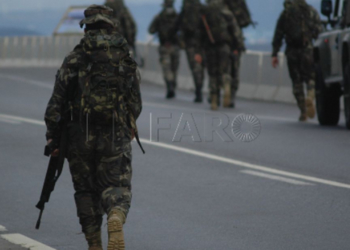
[
  {"xmin": 171, "ymin": 45, "xmax": 180, "ymax": 91},
  {"xmin": 301, "ymin": 49, "xmax": 316, "ymax": 119},
  {"xmin": 206, "ymin": 48, "xmax": 220, "ymax": 110},
  {"xmin": 230, "ymin": 52, "xmax": 241, "ymax": 107},
  {"xmin": 94, "ymin": 129, "xmax": 133, "ymax": 250},
  {"xmin": 287, "ymin": 53, "xmax": 307, "ymax": 121},
  {"xmin": 67, "ymin": 124, "xmax": 103, "ymax": 249},
  {"xmin": 159, "ymin": 45, "xmax": 175, "ymax": 98},
  {"xmin": 219, "ymin": 45, "xmax": 232, "ymax": 108},
  {"xmin": 185, "ymin": 47, "xmax": 205, "ymax": 102}
]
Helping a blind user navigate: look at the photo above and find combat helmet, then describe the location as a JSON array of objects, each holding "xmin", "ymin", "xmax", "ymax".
[{"xmin": 80, "ymin": 5, "xmax": 116, "ymax": 28}]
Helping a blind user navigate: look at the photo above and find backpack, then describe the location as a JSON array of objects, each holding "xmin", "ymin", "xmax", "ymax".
[
  {"xmin": 225, "ymin": 0, "xmax": 252, "ymax": 28},
  {"xmin": 202, "ymin": 6, "xmax": 231, "ymax": 45},
  {"xmin": 284, "ymin": 3, "xmax": 315, "ymax": 47},
  {"xmin": 157, "ymin": 8, "xmax": 178, "ymax": 44},
  {"xmin": 78, "ymin": 31, "xmax": 137, "ymax": 127}
]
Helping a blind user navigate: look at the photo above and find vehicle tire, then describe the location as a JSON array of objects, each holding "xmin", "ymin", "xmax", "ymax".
[
  {"xmin": 343, "ymin": 63, "xmax": 350, "ymax": 130},
  {"xmin": 315, "ymin": 64, "xmax": 341, "ymax": 126}
]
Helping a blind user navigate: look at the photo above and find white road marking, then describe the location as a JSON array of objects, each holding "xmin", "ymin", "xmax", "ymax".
[
  {"xmin": 0, "ymin": 117, "xmax": 21, "ymax": 124},
  {"xmin": 241, "ymin": 170, "xmax": 314, "ymax": 186},
  {"xmin": 0, "ymin": 114, "xmax": 45, "ymax": 126},
  {"xmin": 0, "ymin": 112, "xmax": 349, "ymax": 190},
  {"xmin": 1, "ymin": 234, "xmax": 56, "ymax": 250},
  {"xmin": 0, "ymin": 73, "xmax": 308, "ymax": 124},
  {"xmin": 0, "ymin": 225, "xmax": 7, "ymax": 232}
]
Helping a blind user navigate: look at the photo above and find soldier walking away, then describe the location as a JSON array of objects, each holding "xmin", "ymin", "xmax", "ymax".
[
  {"xmin": 176, "ymin": 0, "xmax": 205, "ymax": 103},
  {"xmin": 198, "ymin": 0, "xmax": 244, "ymax": 110},
  {"xmin": 104, "ymin": 0, "xmax": 137, "ymax": 50},
  {"xmin": 272, "ymin": 0, "xmax": 322, "ymax": 121},
  {"xmin": 224, "ymin": 0, "xmax": 253, "ymax": 108},
  {"xmin": 44, "ymin": 5, "xmax": 143, "ymax": 250},
  {"xmin": 148, "ymin": 0, "xmax": 180, "ymax": 99}
]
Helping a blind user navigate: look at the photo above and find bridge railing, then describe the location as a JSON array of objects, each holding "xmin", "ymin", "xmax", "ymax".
[{"xmin": 0, "ymin": 36, "xmax": 295, "ymax": 104}]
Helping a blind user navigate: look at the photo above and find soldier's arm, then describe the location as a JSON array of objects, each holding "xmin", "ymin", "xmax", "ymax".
[
  {"xmin": 124, "ymin": 9, "xmax": 137, "ymax": 47},
  {"xmin": 225, "ymin": 10, "xmax": 245, "ymax": 51},
  {"xmin": 272, "ymin": 12, "xmax": 286, "ymax": 57},
  {"xmin": 148, "ymin": 15, "xmax": 159, "ymax": 35},
  {"xmin": 127, "ymin": 69, "xmax": 142, "ymax": 120},
  {"xmin": 44, "ymin": 49, "xmax": 80, "ymax": 141},
  {"xmin": 311, "ymin": 7, "xmax": 323, "ymax": 39}
]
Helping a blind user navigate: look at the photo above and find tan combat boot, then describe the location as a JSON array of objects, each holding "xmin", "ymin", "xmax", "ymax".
[
  {"xmin": 306, "ymin": 89, "xmax": 316, "ymax": 119},
  {"xmin": 299, "ymin": 113, "xmax": 307, "ymax": 122},
  {"xmin": 85, "ymin": 231, "xmax": 102, "ymax": 250},
  {"xmin": 211, "ymin": 94, "xmax": 218, "ymax": 111},
  {"xmin": 107, "ymin": 209, "xmax": 126, "ymax": 250},
  {"xmin": 223, "ymin": 82, "xmax": 231, "ymax": 108}
]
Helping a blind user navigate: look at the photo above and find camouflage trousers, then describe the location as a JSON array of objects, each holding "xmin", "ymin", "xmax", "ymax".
[
  {"xmin": 231, "ymin": 51, "xmax": 242, "ymax": 95},
  {"xmin": 205, "ymin": 44, "xmax": 232, "ymax": 98},
  {"xmin": 67, "ymin": 122, "xmax": 132, "ymax": 234},
  {"xmin": 185, "ymin": 46, "xmax": 205, "ymax": 90},
  {"xmin": 159, "ymin": 44, "xmax": 180, "ymax": 90},
  {"xmin": 286, "ymin": 48, "xmax": 315, "ymax": 113}
]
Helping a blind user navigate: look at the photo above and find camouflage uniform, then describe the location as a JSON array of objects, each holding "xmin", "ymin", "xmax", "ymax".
[
  {"xmin": 148, "ymin": 0, "xmax": 180, "ymax": 99},
  {"xmin": 200, "ymin": 0, "xmax": 244, "ymax": 110},
  {"xmin": 176, "ymin": 0, "xmax": 205, "ymax": 102},
  {"xmin": 104, "ymin": 0, "xmax": 137, "ymax": 48},
  {"xmin": 224, "ymin": 0, "xmax": 252, "ymax": 107},
  {"xmin": 45, "ymin": 5, "xmax": 142, "ymax": 249},
  {"xmin": 272, "ymin": 0, "xmax": 322, "ymax": 119}
]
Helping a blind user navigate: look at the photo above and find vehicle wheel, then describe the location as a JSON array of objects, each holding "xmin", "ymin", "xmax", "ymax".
[
  {"xmin": 315, "ymin": 64, "xmax": 341, "ymax": 126},
  {"xmin": 343, "ymin": 63, "xmax": 350, "ymax": 130}
]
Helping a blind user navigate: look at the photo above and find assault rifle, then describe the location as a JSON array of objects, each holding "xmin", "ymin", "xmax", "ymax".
[{"xmin": 35, "ymin": 120, "xmax": 68, "ymax": 230}]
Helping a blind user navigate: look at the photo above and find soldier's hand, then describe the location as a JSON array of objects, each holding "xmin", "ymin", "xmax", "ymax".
[
  {"xmin": 194, "ymin": 54, "xmax": 203, "ymax": 64},
  {"xmin": 272, "ymin": 57, "xmax": 279, "ymax": 68},
  {"xmin": 47, "ymin": 139, "xmax": 59, "ymax": 157},
  {"xmin": 233, "ymin": 50, "xmax": 239, "ymax": 56}
]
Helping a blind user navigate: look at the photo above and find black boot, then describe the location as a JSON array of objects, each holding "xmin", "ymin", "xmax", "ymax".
[
  {"xmin": 194, "ymin": 86, "xmax": 203, "ymax": 103},
  {"xmin": 166, "ymin": 81, "xmax": 175, "ymax": 99}
]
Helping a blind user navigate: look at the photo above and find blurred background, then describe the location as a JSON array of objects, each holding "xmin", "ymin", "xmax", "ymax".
[{"xmin": 0, "ymin": 0, "xmax": 321, "ymax": 51}]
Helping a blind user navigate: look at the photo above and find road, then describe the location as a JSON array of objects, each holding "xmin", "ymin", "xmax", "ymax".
[{"xmin": 0, "ymin": 67, "xmax": 349, "ymax": 250}]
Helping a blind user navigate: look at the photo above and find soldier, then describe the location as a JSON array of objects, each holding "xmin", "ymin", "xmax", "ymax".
[
  {"xmin": 224, "ymin": 0, "xmax": 252, "ymax": 108},
  {"xmin": 44, "ymin": 5, "xmax": 143, "ymax": 250},
  {"xmin": 197, "ymin": 0, "xmax": 244, "ymax": 110},
  {"xmin": 272, "ymin": 0, "xmax": 322, "ymax": 121},
  {"xmin": 175, "ymin": 0, "xmax": 205, "ymax": 103},
  {"xmin": 104, "ymin": 0, "xmax": 137, "ymax": 49},
  {"xmin": 148, "ymin": 0, "xmax": 180, "ymax": 99}
]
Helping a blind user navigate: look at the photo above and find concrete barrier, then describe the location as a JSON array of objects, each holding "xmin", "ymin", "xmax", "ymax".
[{"xmin": 0, "ymin": 36, "xmax": 295, "ymax": 104}]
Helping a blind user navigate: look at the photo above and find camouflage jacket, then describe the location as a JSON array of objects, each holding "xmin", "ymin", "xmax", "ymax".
[
  {"xmin": 45, "ymin": 29, "xmax": 142, "ymax": 141},
  {"xmin": 199, "ymin": 5, "xmax": 245, "ymax": 51},
  {"xmin": 105, "ymin": 2, "xmax": 137, "ymax": 48},
  {"xmin": 224, "ymin": 0, "xmax": 253, "ymax": 29},
  {"xmin": 148, "ymin": 8, "xmax": 179, "ymax": 46},
  {"xmin": 272, "ymin": 4, "xmax": 322, "ymax": 57}
]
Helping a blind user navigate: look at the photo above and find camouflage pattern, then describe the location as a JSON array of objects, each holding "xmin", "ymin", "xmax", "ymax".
[
  {"xmin": 104, "ymin": 0, "xmax": 137, "ymax": 47},
  {"xmin": 149, "ymin": 1, "xmax": 180, "ymax": 95},
  {"xmin": 286, "ymin": 48, "xmax": 315, "ymax": 114},
  {"xmin": 45, "ymin": 6, "xmax": 142, "ymax": 235},
  {"xmin": 80, "ymin": 5, "xmax": 116, "ymax": 28},
  {"xmin": 272, "ymin": 1, "xmax": 321, "ymax": 114},
  {"xmin": 224, "ymin": 0, "xmax": 253, "ymax": 28},
  {"xmin": 199, "ymin": 2, "xmax": 244, "ymax": 107},
  {"xmin": 231, "ymin": 51, "xmax": 242, "ymax": 95},
  {"xmin": 177, "ymin": 0, "xmax": 205, "ymax": 95}
]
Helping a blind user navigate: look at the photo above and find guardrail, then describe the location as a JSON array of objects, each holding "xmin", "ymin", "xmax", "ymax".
[{"xmin": 0, "ymin": 36, "xmax": 295, "ymax": 104}]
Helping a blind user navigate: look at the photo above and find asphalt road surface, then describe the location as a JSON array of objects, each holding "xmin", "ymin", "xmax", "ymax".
[{"xmin": 0, "ymin": 68, "xmax": 349, "ymax": 250}]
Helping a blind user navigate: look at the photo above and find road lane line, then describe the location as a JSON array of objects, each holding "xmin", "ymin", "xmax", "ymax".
[
  {"xmin": 0, "ymin": 117, "xmax": 21, "ymax": 124},
  {"xmin": 0, "ymin": 114, "xmax": 45, "ymax": 126},
  {"xmin": 0, "ymin": 225, "xmax": 7, "ymax": 232},
  {"xmin": 241, "ymin": 170, "xmax": 314, "ymax": 186},
  {"xmin": 0, "ymin": 73, "xmax": 308, "ymax": 124},
  {"xmin": 1, "ymin": 113, "xmax": 348, "ymax": 189},
  {"xmin": 1, "ymin": 234, "xmax": 56, "ymax": 250}
]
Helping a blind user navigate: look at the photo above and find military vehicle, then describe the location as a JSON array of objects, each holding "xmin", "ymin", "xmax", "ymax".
[{"xmin": 314, "ymin": 0, "xmax": 350, "ymax": 129}]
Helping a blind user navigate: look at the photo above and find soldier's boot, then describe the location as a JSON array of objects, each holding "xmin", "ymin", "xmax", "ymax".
[
  {"xmin": 306, "ymin": 89, "xmax": 316, "ymax": 119},
  {"xmin": 228, "ymin": 90, "xmax": 237, "ymax": 108},
  {"xmin": 85, "ymin": 231, "xmax": 102, "ymax": 250},
  {"xmin": 194, "ymin": 86, "xmax": 203, "ymax": 103},
  {"xmin": 211, "ymin": 94, "xmax": 218, "ymax": 111},
  {"xmin": 298, "ymin": 103, "xmax": 307, "ymax": 122},
  {"xmin": 223, "ymin": 82, "xmax": 231, "ymax": 108},
  {"xmin": 107, "ymin": 209, "xmax": 126, "ymax": 250},
  {"xmin": 166, "ymin": 81, "xmax": 175, "ymax": 99}
]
